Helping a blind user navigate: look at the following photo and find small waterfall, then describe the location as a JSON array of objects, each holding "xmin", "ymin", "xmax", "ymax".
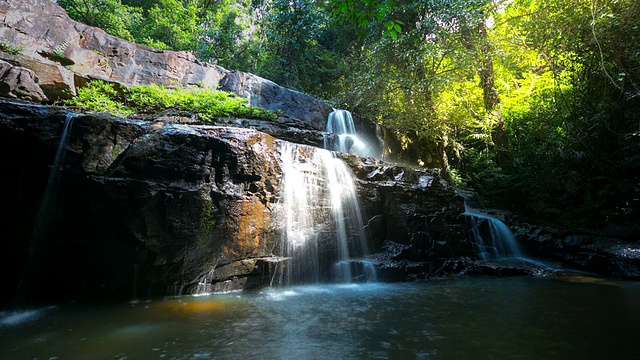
[
  {"xmin": 16, "ymin": 113, "xmax": 75, "ymax": 305},
  {"xmin": 325, "ymin": 109, "xmax": 379, "ymax": 158},
  {"xmin": 274, "ymin": 142, "xmax": 376, "ymax": 285},
  {"xmin": 195, "ymin": 265, "xmax": 217, "ymax": 295},
  {"xmin": 464, "ymin": 207, "xmax": 523, "ymax": 260},
  {"xmin": 39, "ymin": 113, "xmax": 75, "ymax": 206}
]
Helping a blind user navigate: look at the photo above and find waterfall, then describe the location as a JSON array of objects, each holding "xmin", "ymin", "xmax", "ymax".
[
  {"xmin": 464, "ymin": 207, "xmax": 524, "ymax": 260},
  {"xmin": 274, "ymin": 142, "xmax": 376, "ymax": 285},
  {"xmin": 39, "ymin": 113, "xmax": 75, "ymax": 204},
  {"xmin": 16, "ymin": 113, "xmax": 75, "ymax": 305},
  {"xmin": 325, "ymin": 109, "xmax": 379, "ymax": 158},
  {"xmin": 194, "ymin": 265, "xmax": 217, "ymax": 295}
]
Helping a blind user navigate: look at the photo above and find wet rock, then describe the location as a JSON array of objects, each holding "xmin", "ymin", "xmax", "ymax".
[
  {"xmin": 432, "ymin": 257, "xmax": 556, "ymax": 277},
  {"xmin": 514, "ymin": 223, "xmax": 640, "ymax": 280},
  {"xmin": 342, "ymin": 156, "xmax": 473, "ymax": 280},
  {"xmin": 0, "ymin": 99, "xmax": 281, "ymax": 303},
  {"xmin": 187, "ymin": 258, "xmax": 275, "ymax": 294},
  {"xmin": 371, "ymin": 240, "xmax": 432, "ymax": 281}
]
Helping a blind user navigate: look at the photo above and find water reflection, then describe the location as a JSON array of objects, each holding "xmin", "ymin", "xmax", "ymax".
[{"xmin": 1, "ymin": 277, "xmax": 639, "ymax": 359}]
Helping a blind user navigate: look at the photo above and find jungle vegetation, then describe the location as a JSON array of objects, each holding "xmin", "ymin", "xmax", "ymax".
[{"xmin": 57, "ymin": 0, "xmax": 639, "ymax": 230}]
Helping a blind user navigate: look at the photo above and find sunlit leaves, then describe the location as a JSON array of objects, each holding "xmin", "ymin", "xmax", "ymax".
[{"xmin": 138, "ymin": 0, "xmax": 200, "ymax": 51}]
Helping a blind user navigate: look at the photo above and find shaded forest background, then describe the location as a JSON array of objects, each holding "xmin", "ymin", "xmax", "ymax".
[{"xmin": 56, "ymin": 0, "xmax": 639, "ymax": 232}]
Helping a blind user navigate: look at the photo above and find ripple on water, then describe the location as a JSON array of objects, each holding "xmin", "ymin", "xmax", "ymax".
[{"xmin": 0, "ymin": 308, "xmax": 49, "ymax": 327}]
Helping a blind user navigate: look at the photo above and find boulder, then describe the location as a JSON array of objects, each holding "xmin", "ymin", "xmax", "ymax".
[
  {"xmin": 219, "ymin": 70, "xmax": 333, "ymax": 130},
  {"xmin": 513, "ymin": 223, "xmax": 640, "ymax": 280},
  {"xmin": 0, "ymin": 60, "xmax": 47, "ymax": 101}
]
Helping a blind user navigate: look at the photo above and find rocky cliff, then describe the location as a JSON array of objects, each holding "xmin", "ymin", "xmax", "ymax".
[
  {"xmin": 0, "ymin": 99, "xmax": 471, "ymax": 305},
  {"xmin": 0, "ymin": 0, "xmax": 332, "ymax": 129},
  {"xmin": 0, "ymin": 0, "xmax": 474, "ymax": 305},
  {"xmin": 2, "ymin": 0, "xmax": 637, "ymax": 308}
]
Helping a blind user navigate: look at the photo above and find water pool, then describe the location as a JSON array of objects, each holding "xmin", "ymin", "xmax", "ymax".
[{"xmin": 1, "ymin": 275, "xmax": 639, "ymax": 359}]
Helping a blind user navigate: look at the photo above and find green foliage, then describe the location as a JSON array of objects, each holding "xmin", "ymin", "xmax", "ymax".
[
  {"xmin": 261, "ymin": 0, "xmax": 329, "ymax": 90},
  {"xmin": 333, "ymin": 0, "xmax": 639, "ymax": 229},
  {"xmin": 196, "ymin": 0, "xmax": 250, "ymax": 67},
  {"xmin": 463, "ymin": 0, "xmax": 640, "ymax": 228},
  {"xmin": 331, "ymin": 0, "xmax": 398, "ymax": 37},
  {"xmin": 63, "ymin": 81, "xmax": 131, "ymax": 115},
  {"xmin": 137, "ymin": 0, "xmax": 200, "ymax": 51},
  {"xmin": 0, "ymin": 40, "xmax": 24, "ymax": 55},
  {"xmin": 334, "ymin": 0, "xmax": 495, "ymax": 171},
  {"xmin": 63, "ymin": 80, "xmax": 277, "ymax": 121}
]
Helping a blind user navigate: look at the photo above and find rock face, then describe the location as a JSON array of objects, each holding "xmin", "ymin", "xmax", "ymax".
[
  {"xmin": 0, "ymin": 0, "xmax": 331, "ymax": 129},
  {"xmin": 513, "ymin": 224, "xmax": 640, "ymax": 280},
  {"xmin": 0, "ymin": 60, "xmax": 47, "ymax": 101},
  {"xmin": 0, "ymin": 99, "xmax": 473, "ymax": 304},
  {"xmin": 0, "ymin": 100, "xmax": 282, "ymax": 304},
  {"xmin": 218, "ymin": 70, "xmax": 333, "ymax": 130},
  {"xmin": 343, "ymin": 155, "xmax": 472, "ymax": 279}
]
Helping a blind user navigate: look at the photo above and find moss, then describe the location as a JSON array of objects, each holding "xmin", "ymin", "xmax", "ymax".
[{"xmin": 199, "ymin": 193, "xmax": 216, "ymax": 231}]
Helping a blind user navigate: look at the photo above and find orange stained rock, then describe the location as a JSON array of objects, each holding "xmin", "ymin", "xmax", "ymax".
[{"xmin": 222, "ymin": 196, "xmax": 270, "ymax": 259}]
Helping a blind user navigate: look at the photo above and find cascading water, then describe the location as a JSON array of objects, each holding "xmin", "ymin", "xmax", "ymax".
[
  {"xmin": 325, "ymin": 109, "xmax": 379, "ymax": 158},
  {"xmin": 274, "ymin": 142, "xmax": 376, "ymax": 286},
  {"xmin": 463, "ymin": 206, "xmax": 524, "ymax": 260},
  {"xmin": 195, "ymin": 265, "xmax": 217, "ymax": 295},
  {"xmin": 16, "ymin": 113, "xmax": 75, "ymax": 305}
]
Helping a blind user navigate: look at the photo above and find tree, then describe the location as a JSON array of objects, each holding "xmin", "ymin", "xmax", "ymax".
[
  {"xmin": 58, "ymin": 0, "xmax": 142, "ymax": 41},
  {"xmin": 136, "ymin": 0, "xmax": 201, "ymax": 51}
]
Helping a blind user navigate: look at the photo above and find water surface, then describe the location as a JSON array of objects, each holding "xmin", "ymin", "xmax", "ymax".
[{"xmin": 1, "ymin": 276, "xmax": 639, "ymax": 359}]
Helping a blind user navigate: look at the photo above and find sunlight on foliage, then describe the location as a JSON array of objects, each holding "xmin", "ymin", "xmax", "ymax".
[{"xmin": 54, "ymin": 0, "xmax": 639, "ymax": 228}]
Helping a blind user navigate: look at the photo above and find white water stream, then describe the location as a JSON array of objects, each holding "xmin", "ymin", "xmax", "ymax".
[
  {"xmin": 274, "ymin": 142, "xmax": 376, "ymax": 285},
  {"xmin": 325, "ymin": 109, "xmax": 379, "ymax": 158}
]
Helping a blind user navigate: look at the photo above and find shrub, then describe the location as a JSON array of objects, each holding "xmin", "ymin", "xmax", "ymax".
[{"xmin": 63, "ymin": 80, "xmax": 277, "ymax": 121}]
